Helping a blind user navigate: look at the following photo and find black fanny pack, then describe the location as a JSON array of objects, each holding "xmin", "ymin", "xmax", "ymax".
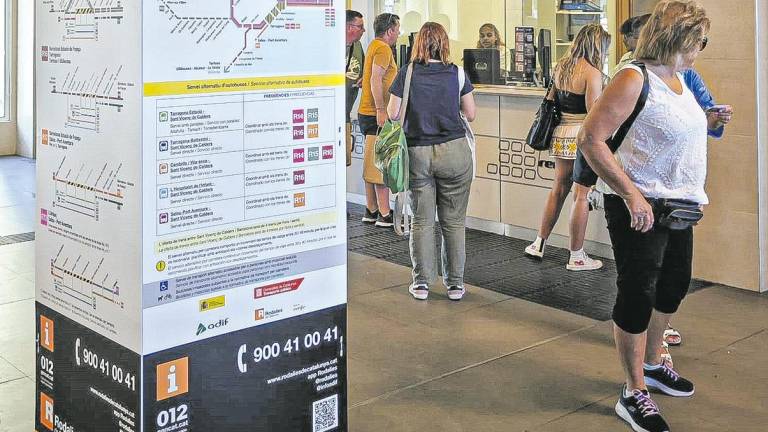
[{"xmin": 650, "ymin": 199, "xmax": 704, "ymax": 230}]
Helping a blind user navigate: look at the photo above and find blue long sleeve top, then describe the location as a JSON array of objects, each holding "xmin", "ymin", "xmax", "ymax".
[{"xmin": 682, "ymin": 69, "xmax": 724, "ymax": 138}]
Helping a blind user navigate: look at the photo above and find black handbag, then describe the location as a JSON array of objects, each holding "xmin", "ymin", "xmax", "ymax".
[
  {"xmin": 655, "ymin": 199, "xmax": 704, "ymax": 230},
  {"xmin": 526, "ymin": 81, "xmax": 561, "ymax": 151},
  {"xmin": 572, "ymin": 61, "xmax": 650, "ymax": 186}
]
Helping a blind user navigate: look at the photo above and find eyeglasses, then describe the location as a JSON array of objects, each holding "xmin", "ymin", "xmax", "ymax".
[
  {"xmin": 347, "ymin": 23, "xmax": 364, "ymax": 30},
  {"xmin": 700, "ymin": 36, "xmax": 708, "ymax": 51}
]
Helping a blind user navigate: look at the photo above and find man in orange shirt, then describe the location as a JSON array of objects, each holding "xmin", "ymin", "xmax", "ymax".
[{"xmin": 357, "ymin": 13, "xmax": 400, "ymax": 228}]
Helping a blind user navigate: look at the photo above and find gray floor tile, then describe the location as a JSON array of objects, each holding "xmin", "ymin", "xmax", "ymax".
[
  {"xmin": 349, "ymin": 323, "xmax": 621, "ymax": 432},
  {"xmin": 0, "ymin": 377, "xmax": 34, "ymax": 432},
  {"xmin": 348, "ymin": 253, "xmax": 413, "ymax": 297},
  {"xmin": 0, "ymin": 300, "xmax": 35, "ymax": 377},
  {"xmin": 0, "ymin": 357, "xmax": 24, "ymax": 384},
  {"xmin": 0, "ymin": 274, "xmax": 35, "ymax": 305},
  {"xmin": 534, "ymin": 331, "xmax": 768, "ymax": 432}
]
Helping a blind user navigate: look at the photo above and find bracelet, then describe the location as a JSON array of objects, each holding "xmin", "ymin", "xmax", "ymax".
[{"xmin": 375, "ymin": 107, "xmax": 384, "ymax": 111}]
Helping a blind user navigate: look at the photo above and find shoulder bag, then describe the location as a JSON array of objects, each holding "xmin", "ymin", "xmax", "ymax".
[{"xmin": 525, "ymin": 80, "xmax": 561, "ymax": 151}]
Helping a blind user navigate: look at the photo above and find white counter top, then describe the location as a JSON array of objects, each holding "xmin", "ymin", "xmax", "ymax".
[{"xmin": 473, "ymin": 85, "xmax": 547, "ymax": 98}]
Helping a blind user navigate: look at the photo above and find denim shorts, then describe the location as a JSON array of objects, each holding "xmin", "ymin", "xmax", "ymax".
[{"xmin": 357, "ymin": 114, "xmax": 379, "ymax": 136}]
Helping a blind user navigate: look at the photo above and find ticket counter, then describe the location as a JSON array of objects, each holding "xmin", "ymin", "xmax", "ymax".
[
  {"xmin": 466, "ymin": 86, "xmax": 612, "ymax": 256},
  {"xmin": 347, "ymin": 84, "xmax": 613, "ymax": 257}
]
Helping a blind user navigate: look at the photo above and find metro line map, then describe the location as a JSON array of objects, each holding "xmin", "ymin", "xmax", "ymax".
[{"xmin": 148, "ymin": 0, "xmax": 339, "ymax": 79}]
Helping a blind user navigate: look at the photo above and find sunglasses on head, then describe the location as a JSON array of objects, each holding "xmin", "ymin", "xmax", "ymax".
[{"xmin": 700, "ymin": 36, "xmax": 708, "ymax": 51}]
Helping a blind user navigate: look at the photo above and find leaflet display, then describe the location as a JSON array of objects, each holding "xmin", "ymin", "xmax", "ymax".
[{"xmin": 36, "ymin": 1, "xmax": 347, "ymax": 430}]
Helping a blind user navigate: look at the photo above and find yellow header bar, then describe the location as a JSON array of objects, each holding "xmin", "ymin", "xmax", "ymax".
[{"xmin": 144, "ymin": 74, "xmax": 345, "ymax": 97}]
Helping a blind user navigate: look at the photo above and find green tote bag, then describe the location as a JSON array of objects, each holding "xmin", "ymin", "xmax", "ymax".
[{"xmin": 374, "ymin": 63, "xmax": 413, "ymax": 194}]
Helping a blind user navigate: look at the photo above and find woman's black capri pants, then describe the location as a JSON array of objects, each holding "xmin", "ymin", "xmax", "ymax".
[{"xmin": 604, "ymin": 194, "xmax": 694, "ymax": 334}]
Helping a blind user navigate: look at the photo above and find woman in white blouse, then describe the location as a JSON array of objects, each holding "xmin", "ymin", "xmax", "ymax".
[{"xmin": 577, "ymin": 2, "xmax": 732, "ymax": 432}]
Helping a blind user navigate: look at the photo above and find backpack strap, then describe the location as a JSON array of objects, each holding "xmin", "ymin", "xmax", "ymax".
[
  {"xmin": 608, "ymin": 60, "xmax": 650, "ymax": 151},
  {"xmin": 399, "ymin": 63, "xmax": 414, "ymax": 122}
]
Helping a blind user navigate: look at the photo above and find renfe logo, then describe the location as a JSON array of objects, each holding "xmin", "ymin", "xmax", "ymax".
[
  {"xmin": 292, "ymin": 109, "xmax": 305, "ymax": 123},
  {"xmin": 293, "ymin": 148, "xmax": 305, "ymax": 163},
  {"xmin": 293, "ymin": 170, "xmax": 306, "ymax": 185},
  {"xmin": 293, "ymin": 126, "xmax": 305, "ymax": 140},
  {"xmin": 156, "ymin": 357, "xmax": 189, "ymax": 401},
  {"xmin": 322, "ymin": 145, "xmax": 334, "ymax": 160}
]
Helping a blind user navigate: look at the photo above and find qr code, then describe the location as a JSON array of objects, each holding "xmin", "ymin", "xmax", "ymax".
[{"xmin": 312, "ymin": 394, "xmax": 339, "ymax": 432}]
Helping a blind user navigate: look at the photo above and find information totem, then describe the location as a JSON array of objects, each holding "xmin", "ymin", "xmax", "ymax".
[{"xmin": 35, "ymin": 1, "xmax": 347, "ymax": 431}]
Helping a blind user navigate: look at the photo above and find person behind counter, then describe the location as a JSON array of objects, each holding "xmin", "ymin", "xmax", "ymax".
[
  {"xmin": 387, "ymin": 22, "xmax": 476, "ymax": 301},
  {"xmin": 524, "ymin": 24, "xmax": 611, "ymax": 272},
  {"xmin": 477, "ymin": 23, "xmax": 507, "ymax": 72}
]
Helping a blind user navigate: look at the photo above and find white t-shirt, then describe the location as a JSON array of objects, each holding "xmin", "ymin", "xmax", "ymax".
[{"xmin": 597, "ymin": 64, "xmax": 709, "ymax": 204}]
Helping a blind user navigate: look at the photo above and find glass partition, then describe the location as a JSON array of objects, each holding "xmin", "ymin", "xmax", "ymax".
[{"xmin": 375, "ymin": 0, "xmax": 617, "ymax": 86}]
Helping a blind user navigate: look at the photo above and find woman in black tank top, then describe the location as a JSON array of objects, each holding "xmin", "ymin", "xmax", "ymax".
[{"xmin": 524, "ymin": 24, "xmax": 611, "ymax": 273}]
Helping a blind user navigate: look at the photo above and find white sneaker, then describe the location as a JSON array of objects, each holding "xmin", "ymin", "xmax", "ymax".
[
  {"xmin": 447, "ymin": 285, "xmax": 465, "ymax": 301},
  {"xmin": 408, "ymin": 284, "xmax": 429, "ymax": 300},
  {"xmin": 524, "ymin": 243, "xmax": 544, "ymax": 258},
  {"xmin": 566, "ymin": 253, "xmax": 603, "ymax": 271}
]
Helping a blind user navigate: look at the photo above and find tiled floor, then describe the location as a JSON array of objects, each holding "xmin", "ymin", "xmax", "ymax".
[{"xmin": 1, "ymin": 156, "xmax": 767, "ymax": 431}]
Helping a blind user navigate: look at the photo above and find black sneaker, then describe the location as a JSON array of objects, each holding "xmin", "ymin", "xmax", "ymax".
[
  {"xmin": 644, "ymin": 362, "xmax": 695, "ymax": 397},
  {"xmin": 362, "ymin": 208, "xmax": 379, "ymax": 224},
  {"xmin": 375, "ymin": 212, "xmax": 394, "ymax": 228},
  {"xmin": 615, "ymin": 385, "xmax": 670, "ymax": 432}
]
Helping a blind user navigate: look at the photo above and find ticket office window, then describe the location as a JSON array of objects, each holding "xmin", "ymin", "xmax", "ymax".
[{"xmin": 374, "ymin": 0, "xmax": 617, "ymax": 76}]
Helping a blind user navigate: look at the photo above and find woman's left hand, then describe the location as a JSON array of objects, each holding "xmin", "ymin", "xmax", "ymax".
[{"xmin": 707, "ymin": 104, "xmax": 733, "ymax": 130}]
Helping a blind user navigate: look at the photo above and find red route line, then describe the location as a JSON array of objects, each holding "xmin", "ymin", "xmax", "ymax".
[{"xmin": 53, "ymin": 176, "xmax": 124, "ymax": 199}]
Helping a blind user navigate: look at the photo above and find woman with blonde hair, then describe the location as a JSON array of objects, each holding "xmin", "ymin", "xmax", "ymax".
[
  {"xmin": 525, "ymin": 23, "xmax": 611, "ymax": 272},
  {"xmin": 578, "ymin": 2, "xmax": 727, "ymax": 430},
  {"xmin": 387, "ymin": 22, "xmax": 476, "ymax": 301}
]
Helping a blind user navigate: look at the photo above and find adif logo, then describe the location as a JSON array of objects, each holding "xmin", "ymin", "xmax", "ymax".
[
  {"xmin": 156, "ymin": 357, "xmax": 189, "ymax": 401},
  {"xmin": 322, "ymin": 145, "xmax": 334, "ymax": 160},
  {"xmin": 40, "ymin": 392, "xmax": 54, "ymax": 430},
  {"xmin": 293, "ymin": 170, "xmax": 306, "ymax": 185},
  {"xmin": 196, "ymin": 323, "xmax": 206, "ymax": 335},
  {"xmin": 293, "ymin": 126, "xmax": 305, "ymax": 140},
  {"xmin": 293, "ymin": 148, "xmax": 305, "ymax": 163},
  {"xmin": 195, "ymin": 318, "xmax": 230, "ymax": 336},
  {"xmin": 293, "ymin": 109, "xmax": 305, "ymax": 124}
]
